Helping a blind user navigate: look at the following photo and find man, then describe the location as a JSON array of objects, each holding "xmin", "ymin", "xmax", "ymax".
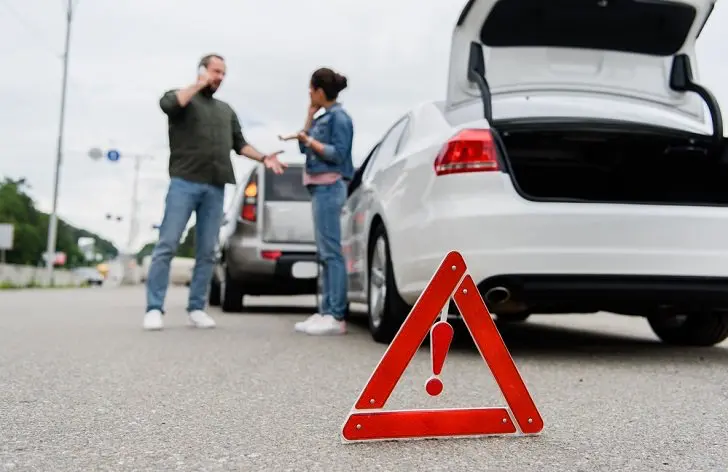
[{"xmin": 143, "ymin": 53, "xmax": 286, "ymax": 331}]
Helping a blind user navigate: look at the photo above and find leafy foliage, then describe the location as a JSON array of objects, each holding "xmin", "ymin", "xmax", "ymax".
[
  {"xmin": 136, "ymin": 224, "xmax": 196, "ymax": 264},
  {"xmin": 0, "ymin": 177, "xmax": 118, "ymax": 266}
]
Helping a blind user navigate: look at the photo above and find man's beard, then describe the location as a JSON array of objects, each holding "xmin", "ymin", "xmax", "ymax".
[{"xmin": 202, "ymin": 83, "xmax": 220, "ymax": 96}]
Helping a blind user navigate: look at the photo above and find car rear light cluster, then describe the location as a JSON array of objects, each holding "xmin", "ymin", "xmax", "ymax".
[
  {"xmin": 433, "ymin": 128, "xmax": 500, "ymax": 176},
  {"xmin": 240, "ymin": 172, "xmax": 258, "ymax": 222},
  {"xmin": 260, "ymin": 250, "xmax": 282, "ymax": 260}
]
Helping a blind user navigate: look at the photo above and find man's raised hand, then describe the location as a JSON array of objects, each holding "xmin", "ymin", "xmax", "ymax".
[{"xmin": 263, "ymin": 151, "xmax": 287, "ymax": 174}]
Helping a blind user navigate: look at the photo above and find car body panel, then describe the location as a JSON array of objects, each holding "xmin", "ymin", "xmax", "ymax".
[
  {"xmin": 343, "ymin": 79, "xmax": 727, "ymax": 310},
  {"xmin": 214, "ymin": 162, "xmax": 318, "ymax": 296}
]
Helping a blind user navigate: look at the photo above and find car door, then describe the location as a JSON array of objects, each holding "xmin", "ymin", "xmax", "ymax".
[
  {"xmin": 349, "ymin": 116, "xmax": 410, "ymax": 298},
  {"xmin": 342, "ymin": 143, "xmax": 381, "ymax": 299},
  {"xmin": 214, "ymin": 167, "xmax": 251, "ymax": 281}
]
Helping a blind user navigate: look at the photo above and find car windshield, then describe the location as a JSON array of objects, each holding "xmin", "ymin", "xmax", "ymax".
[{"xmin": 264, "ymin": 166, "xmax": 310, "ymax": 202}]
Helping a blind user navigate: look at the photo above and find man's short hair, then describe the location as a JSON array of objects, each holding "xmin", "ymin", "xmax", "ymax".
[{"xmin": 199, "ymin": 54, "xmax": 224, "ymax": 68}]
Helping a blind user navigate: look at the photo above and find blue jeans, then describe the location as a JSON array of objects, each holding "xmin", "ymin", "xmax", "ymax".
[
  {"xmin": 146, "ymin": 177, "xmax": 224, "ymax": 313},
  {"xmin": 310, "ymin": 180, "xmax": 348, "ymax": 320}
]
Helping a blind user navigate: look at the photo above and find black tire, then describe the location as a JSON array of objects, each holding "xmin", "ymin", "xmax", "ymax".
[
  {"xmin": 209, "ymin": 274, "xmax": 221, "ymax": 307},
  {"xmin": 648, "ymin": 312, "xmax": 728, "ymax": 347},
  {"xmin": 220, "ymin": 265, "xmax": 244, "ymax": 313},
  {"xmin": 367, "ymin": 224, "xmax": 409, "ymax": 344}
]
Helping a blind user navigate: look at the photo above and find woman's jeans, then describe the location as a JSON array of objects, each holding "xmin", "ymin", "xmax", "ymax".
[{"xmin": 310, "ymin": 180, "xmax": 348, "ymax": 320}]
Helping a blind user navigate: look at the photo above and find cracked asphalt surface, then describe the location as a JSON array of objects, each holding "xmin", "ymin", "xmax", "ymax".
[{"xmin": 1, "ymin": 286, "xmax": 727, "ymax": 471}]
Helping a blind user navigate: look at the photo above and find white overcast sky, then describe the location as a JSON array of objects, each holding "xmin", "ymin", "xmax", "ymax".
[{"xmin": 1, "ymin": 0, "xmax": 727, "ymax": 254}]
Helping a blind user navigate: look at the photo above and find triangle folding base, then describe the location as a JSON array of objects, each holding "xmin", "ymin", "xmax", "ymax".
[{"xmin": 341, "ymin": 251, "xmax": 544, "ymax": 443}]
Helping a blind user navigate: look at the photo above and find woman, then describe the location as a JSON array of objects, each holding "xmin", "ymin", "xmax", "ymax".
[{"xmin": 289, "ymin": 67, "xmax": 354, "ymax": 336}]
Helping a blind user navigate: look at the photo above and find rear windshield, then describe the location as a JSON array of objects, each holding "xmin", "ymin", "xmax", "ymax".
[
  {"xmin": 480, "ymin": 0, "xmax": 697, "ymax": 57},
  {"xmin": 264, "ymin": 166, "xmax": 310, "ymax": 202}
]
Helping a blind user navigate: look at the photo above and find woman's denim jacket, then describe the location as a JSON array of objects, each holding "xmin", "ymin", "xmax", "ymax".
[{"xmin": 299, "ymin": 103, "xmax": 355, "ymax": 181}]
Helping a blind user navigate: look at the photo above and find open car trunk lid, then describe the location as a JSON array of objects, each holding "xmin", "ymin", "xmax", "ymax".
[
  {"xmin": 446, "ymin": 0, "xmax": 717, "ymax": 129},
  {"xmin": 261, "ymin": 165, "xmax": 315, "ymax": 244}
]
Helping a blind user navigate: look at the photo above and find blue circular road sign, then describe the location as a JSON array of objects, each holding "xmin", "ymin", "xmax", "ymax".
[{"xmin": 106, "ymin": 149, "xmax": 121, "ymax": 162}]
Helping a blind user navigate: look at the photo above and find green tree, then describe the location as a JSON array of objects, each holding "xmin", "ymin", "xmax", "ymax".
[
  {"xmin": 136, "ymin": 224, "xmax": 196, "ymax": 264},
  {"xmin": 136, "ymin": 242, "xmax": 156, "ymax": 264},
  {"xmin": 177, "ymin": 225, "xmax": 195, "ymax": 258},
  {"xmin": 0, "ymin": 177, "xmax": 119, "ymax": 266}
]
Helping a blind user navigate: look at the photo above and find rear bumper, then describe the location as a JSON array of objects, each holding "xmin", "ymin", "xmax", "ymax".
[
  {"xmin": 225, "ymin": 238, "xmax": 318, "ymax": 295},
  {"xmin": 394, "ymin": 176, "xmax": 728, "ymax": 306},
  {"xmin": 471, "ymin": 274, "xmax": 728, "ymax": 315}
]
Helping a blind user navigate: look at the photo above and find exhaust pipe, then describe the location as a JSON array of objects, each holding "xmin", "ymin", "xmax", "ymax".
[{"xmin": 485, "ymin": 286, "xmax": 511, "ymax": 305}]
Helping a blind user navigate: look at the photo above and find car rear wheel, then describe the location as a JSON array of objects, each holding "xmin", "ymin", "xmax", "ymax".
[
  {"xmin": 367, "ymin": 224, "xmax": 409, "ymax": 344},
  {"xmin": 648, "ymin": 311, "xmax": 728, "ymax": 346},
  {"xmin": 220, "ymin": 265, "xmax": 245, "ymax": 313},
  {"xmin": 208, "ymin": 275, "xmax": 221, "ymax": 307}
]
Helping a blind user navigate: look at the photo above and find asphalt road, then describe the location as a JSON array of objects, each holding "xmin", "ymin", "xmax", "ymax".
[{"xmin": 1, "ymin": 286, "xmax": 728, "ymax": 472}]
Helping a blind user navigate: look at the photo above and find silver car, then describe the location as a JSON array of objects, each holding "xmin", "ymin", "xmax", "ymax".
[
  {"xmin": 72, "ymin": 267, "xmax": 105, "ymax": 286},
  {"xmin": 209, "ymin": 162, "xmax": 320, "ymax": 312}
]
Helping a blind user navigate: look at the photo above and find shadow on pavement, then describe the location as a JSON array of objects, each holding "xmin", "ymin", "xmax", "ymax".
[
  {"xmin": 346, "ymin": 310, "xmax": 728, "ymax": 363},
  {"xmin": 448, "ymin": 320, "xmax": 728, "ymax": 364},
  {"xmin": 224, "ymin": 305, "xmax": 317, "ymax": 315},
  {"xmin": 235, "ymin": 303, "xmax": 728, "ymax": 363}
]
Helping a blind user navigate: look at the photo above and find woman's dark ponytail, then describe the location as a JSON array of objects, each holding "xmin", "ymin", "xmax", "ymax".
[
  {"xmin": 311, "ymin": 68, "xmax": 348, "ymax": 100},
  {"xmin": 333, "ymin": 73, "xmax": 348, "ymax": 93}
]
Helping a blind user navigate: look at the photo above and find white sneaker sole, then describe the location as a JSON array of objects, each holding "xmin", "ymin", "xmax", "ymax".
[
  {"xmin": 294, "ymin": 322, "xmax": 313, "ymax": 332},
  {"xmin": 294, "ymin": 315, "xmax": 323, "ymax": 332},
  {"xmin": 305, "ymin": 329, "xmax": 347, "ymax": 336},
  {"xmin": 188, "ymin": 320, "xmax": 216, "ymax": 329}
]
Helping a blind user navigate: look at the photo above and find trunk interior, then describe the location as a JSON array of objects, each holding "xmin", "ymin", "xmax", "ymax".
[{"xmin": 496, "ymin": 122, "xmax": 728, "ymax": 206}]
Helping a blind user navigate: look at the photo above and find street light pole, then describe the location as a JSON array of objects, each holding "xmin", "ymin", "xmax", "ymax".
[
  {"xmin": 44, "ymin": 0, "xmax": 74, "ymax": 283},
  {"xmin": 120, "ymin": 153, "xmax": 152, "ymax": 285},
  {"xmin": 127, "ymin": 154, "xmax": 143, "ymax": 254}
]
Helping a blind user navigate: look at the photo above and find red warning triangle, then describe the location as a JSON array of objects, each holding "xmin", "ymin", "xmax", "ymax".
[{"xmin": 341, "ymin": 251, "xmax": 543, "ymax": 442}]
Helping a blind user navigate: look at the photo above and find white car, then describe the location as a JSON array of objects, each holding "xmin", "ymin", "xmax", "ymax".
[
  {"xmin": 342, "ymin": 0, "xmax": 728, "ymax": 346},
  {"xmin": 140, "ymin": 255, "xmax": 194, "ymax": 286}
]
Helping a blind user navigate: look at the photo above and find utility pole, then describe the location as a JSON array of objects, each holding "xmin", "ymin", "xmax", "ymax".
[
  {"xmin": 121, "ymin": 154, "xmax": 152, "ymax": 285},
  {"xmin": 127, "ymin": 155, "xmax": 143, "ymax": 254},
  {"xmin": 44, "ymin": 0, "xmax": 73, "ymax": 284}
]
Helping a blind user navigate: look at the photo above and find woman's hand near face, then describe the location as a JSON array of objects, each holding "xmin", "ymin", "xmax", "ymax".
[{"xmin": 308, "ymin": 104, "xmax": 321, "ymax": 117}]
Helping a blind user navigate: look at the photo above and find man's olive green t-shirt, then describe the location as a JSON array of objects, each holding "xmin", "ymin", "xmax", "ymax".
[{"xmin": 159, "ymin": 89, "xmax": 247, "ymax": 187}]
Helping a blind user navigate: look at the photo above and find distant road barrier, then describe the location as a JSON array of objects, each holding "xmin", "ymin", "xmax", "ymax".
[{"xmin": 0, "ymin": 264, "xmax": 86, "ymax": 288}]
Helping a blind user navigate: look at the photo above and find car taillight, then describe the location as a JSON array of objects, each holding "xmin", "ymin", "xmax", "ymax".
[
  {"xmin": 241, "ymin": 174, "xmax": 258, "ymax": 222},
  {"xmin": 433, "ymin": 129, "xmax": 499, "ymax": 176},
  {"xmin": 260, "ymin": 250, "xmax": 282, "ymax": 260}
]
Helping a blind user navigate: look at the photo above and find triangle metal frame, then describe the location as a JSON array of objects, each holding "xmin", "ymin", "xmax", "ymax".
[{"xmin": 341, "ymin": 251, "xmax": 544, "ymax": 442}]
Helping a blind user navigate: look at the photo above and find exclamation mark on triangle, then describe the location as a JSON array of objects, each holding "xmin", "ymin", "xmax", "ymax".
[{"xmin": 425, "ymin": 320, "xmax": 454, "ymax": 396}]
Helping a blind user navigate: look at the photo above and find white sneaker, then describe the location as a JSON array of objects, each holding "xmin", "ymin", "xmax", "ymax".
[
  {"xmin": 294, "ymin": 313, "xmax": 324, "ymax": 332},
  {"xmin": 304, "ymin": 314, "xmax": 347, "ymax": 336},
  {"xmin": 143, "ymin": 310, "xmax": 164, "ymax": 331},
  {"xmin": 188, "ymin": 310, "xmax": 216, "ymax": 329}
]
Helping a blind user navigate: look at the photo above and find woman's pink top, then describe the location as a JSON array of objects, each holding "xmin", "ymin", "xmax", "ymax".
[{"xmin": 302, "ymin": 170, "xmax": 341, "ymax": 186}]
